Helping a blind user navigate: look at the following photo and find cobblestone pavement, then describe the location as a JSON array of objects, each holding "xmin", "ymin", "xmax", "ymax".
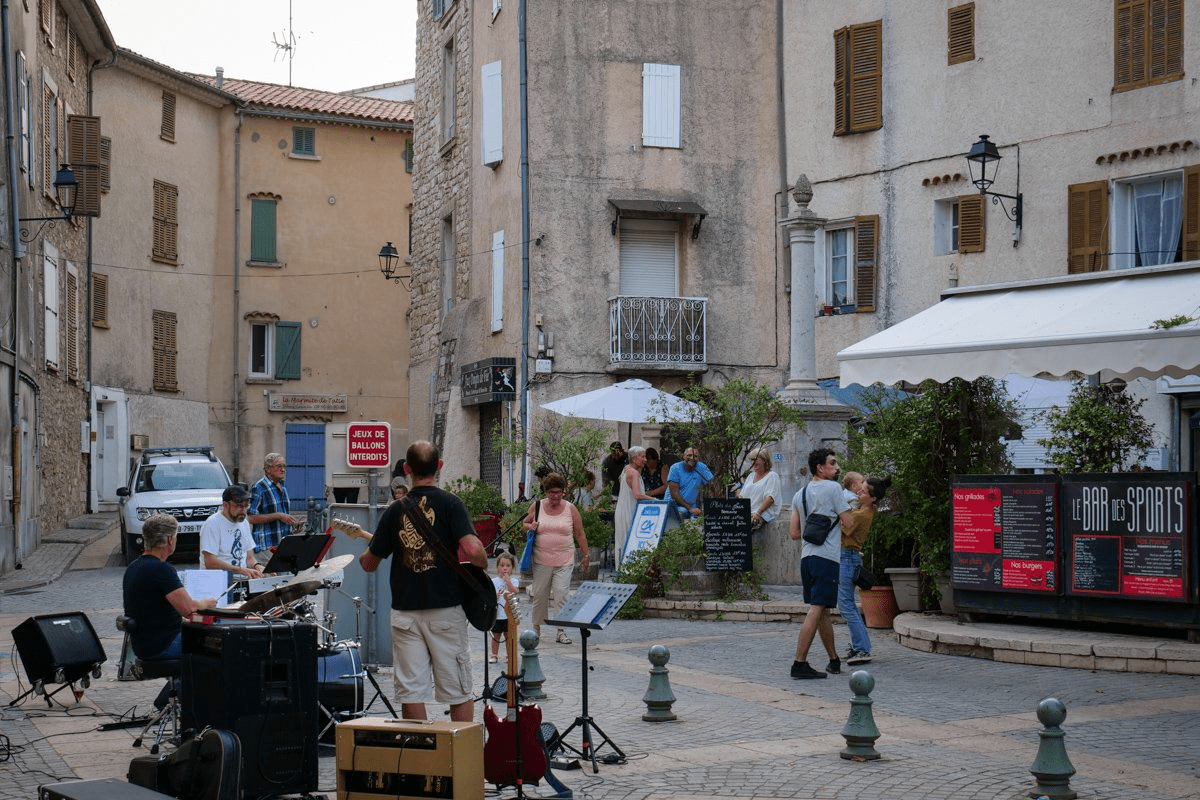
[{"xmin": 1, "ymin": 541, "xmax": 1198, "ymax": 800}]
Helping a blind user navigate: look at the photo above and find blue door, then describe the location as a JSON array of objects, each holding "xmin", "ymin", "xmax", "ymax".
[{"xmin": 285, "ymin": 423, "xmax": 326, "ymax": 513}]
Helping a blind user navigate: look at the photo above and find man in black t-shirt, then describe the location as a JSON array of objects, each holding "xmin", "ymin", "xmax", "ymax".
[
  {"xmin": 360, "ymin": 440, "xmax": 487, "ymax": 722},
  {"xmin": 600, "ymin": 441, "xmax": 627, "ymax": 500}
]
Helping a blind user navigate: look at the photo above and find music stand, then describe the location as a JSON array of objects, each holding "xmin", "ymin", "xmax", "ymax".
[
  {"xmin": 546, "ymin": 581, "xmax": 636, "ymax": 773},
  {"xmin": 263, "ymin": 532, "xmax": 333, "ymax": 575}
]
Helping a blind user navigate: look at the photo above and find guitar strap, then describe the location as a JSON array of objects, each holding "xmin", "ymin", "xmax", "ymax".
[{"xmin": 398, "ymin": 494, "xmax": 491, "ymax": 599}]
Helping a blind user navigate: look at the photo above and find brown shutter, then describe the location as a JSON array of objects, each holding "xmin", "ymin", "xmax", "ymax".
[
  {"xmin": 958, "ymin": 194, "xmax": 986, "ymax": 253},
  {"xmin": 65, "ymin": 269, "xmax": 78, "ymax": 379},
  {"xmin": 1182, "ymin": 164, "xmax": 1200, "ymax": 262},
  {"xmin": 1156, "ymin": 0, "xmax": 1184, "ymax": 81},
  {"xmin": 849, "ymin": 21, "xmax": 883, "ymax": 133},
  {"xmin": 1067, "ymin": 181, "xmax": 1109, "ymax": 273},
  {"xmin": 152, "ymin": 180, "xmax": 178, "ymax": 262},
  {"xmin": 39, "ymin": 0, "xmax": 52, "ymax": 35},
  {"xmin": 160, "ymin": 91, "xmax": 176, "ymax": 141},
  {"xmin": 42, "ymin": 85, "xmax": 53, "ymax": 197},
  {"xmin": 67, "ymin": 115, "xmax": 101, "ymax": 217},
  {"xmin": 99, "ymin": 136, "xmax": 111, "ymax": 193},
  {"xmin": 91, "ymin": 273, "xmax": 109, "ymax": 328},
  {"xmin": 947, "ymin": 4, "xmax": 975, "ymax": 65},
  {"xmin": 854, "ymin": 214, "xmax": 879, "ymax": 313},
  {"xmin": 833, "ymin": 27, "xmax": 849, "ymax": 135},
  {"xmin": 152, "ymin": 310, "xmax": 178, "ymax": 392}
]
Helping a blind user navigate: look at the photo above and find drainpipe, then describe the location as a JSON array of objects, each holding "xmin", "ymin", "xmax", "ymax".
[
  {"xmin": 775, "ymin": 0, "xmax": 789, "ymax": 371},
  {"xmin": 518, "ymin": 0, "xmax": 530, "ymax": 491},
  {"xmin": 2, "ymin": 0, "xmax": 22, "ymax": 530},
  {"xmin": 232, "ymin": 106, "xmax": 244, "ymax": 481}
]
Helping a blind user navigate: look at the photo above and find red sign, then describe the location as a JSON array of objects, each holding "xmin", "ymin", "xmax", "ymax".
[{"xmin": 346, "ymin": 422, "xmax": 391, "ymax": 468}]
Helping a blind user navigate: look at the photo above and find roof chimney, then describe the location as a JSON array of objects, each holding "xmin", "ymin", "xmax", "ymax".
[{"xmin": 215, "ymin": 67, "xmax": 224, "ymax": 89}]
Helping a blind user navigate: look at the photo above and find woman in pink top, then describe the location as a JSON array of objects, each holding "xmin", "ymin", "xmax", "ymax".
[{"xmin": 522, "ymin": 471, "xmax": 590, "ymax": 644}]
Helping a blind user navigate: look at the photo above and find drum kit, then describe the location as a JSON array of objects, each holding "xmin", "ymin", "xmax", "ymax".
[{"xmin": 217, "ymin": 552, "xmax": 397, "ymax": 738}]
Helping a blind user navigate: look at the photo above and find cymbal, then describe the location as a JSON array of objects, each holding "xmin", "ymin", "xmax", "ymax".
[
  {"xmin": 240, "ymin": 579, "xmax": 323, "ymax": 613},
  {"xmin": 290, "ymin": 553, "xmax": 354, "ymax": 585}
]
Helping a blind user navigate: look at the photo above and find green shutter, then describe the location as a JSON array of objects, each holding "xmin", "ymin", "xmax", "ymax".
[
  {"xmin": 292, "ymin": 126, "xmax": 315, "ymax": 155},
  {"xmin": 250, "ymin": 199, "xmax": 277, "ymax": 262},
  {"xmin": 405, "ymin": 139, "xmax": 414, "ymax": 173},
  {"xmin": 275, "ymin": 321, "xmax": 301, "ymax": 379}
]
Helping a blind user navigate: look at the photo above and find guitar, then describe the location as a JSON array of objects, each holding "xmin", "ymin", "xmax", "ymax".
[
  {"xmin": 332, "ymin": 516, "xmax": 497, "ymax": 632},
  {"xmin": 484, "ymin": 593, "xmax": 547, "ymax": 787}
]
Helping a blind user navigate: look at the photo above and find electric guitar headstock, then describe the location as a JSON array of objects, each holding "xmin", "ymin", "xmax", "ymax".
[
  {"xmin": 331, "ymin": 517, "xmax": 372, "ymax": 542},
  {"xmin": 502, "ymin": 592, "xmax": 522, "ymax": 710}
]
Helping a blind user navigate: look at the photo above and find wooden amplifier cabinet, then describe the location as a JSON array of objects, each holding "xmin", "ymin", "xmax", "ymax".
[{"xmin": 336, "ymin": 717, "xmax": 483, "ymax": 800}]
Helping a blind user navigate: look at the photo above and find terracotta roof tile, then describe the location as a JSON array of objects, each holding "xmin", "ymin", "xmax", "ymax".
[{"xmin": 190, "ymin": 74, "xmax": 413, "ymax": 125}]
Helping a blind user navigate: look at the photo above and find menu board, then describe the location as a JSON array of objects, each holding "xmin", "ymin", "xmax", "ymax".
[
  {"xmin": 703, "ymin": 497, "xmax": 753, "ymax": 572},
  {"xmin": 1064, "ymin": 475, "xmax": 1191, "ymax": 601},
  {"xmin": 951, "ymin": 478, "xmax": 1058, "ymax": 593}
]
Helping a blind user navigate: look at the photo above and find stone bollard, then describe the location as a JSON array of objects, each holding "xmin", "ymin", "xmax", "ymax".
[
  {"xmin": 642, "ymin": 644, "xmax": 677, "ymax": 721},
  {"xmin": 519, "ymin": 629, "xmax": 547, "ymax": 700},
  {"xmin": 1028, "ymin": 698, "xmax": 1076, "ymax": 800},
  {"xmin": 840, "ymin": 669, "xmax": 881, "ymax": 761}
]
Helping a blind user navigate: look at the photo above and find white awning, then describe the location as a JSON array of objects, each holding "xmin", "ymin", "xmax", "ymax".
[{"xmin": 837, "ymin": 263, "xmax": 1200, "ymax": 387}]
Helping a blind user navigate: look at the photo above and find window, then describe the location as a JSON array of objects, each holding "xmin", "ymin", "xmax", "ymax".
[
  {"xmin": 152, "ymin": 309, "xmax": 177, "ymax": 392},
  {"xmin": 1109, "ymin": 166, "xmax": 1200, "ymax": 270},
  {"xmin": 619, "ymin": 218, "xmax": 678, "ymax": 297},
  {"xmin": 491, "ymin": 230, "xmax": 504, "ymax": 332},
  {"xmin": 250, "ymin": 197, "xmax": 278, "ymax": 263},
  {"xmin": 249, "ymin": 319, "xmax": 301, "ymax": 380},
  {"xmin": 152, "ymin": 180, "xmax": 179, "ymax": 263},
  {"xmin": 92, "ymin": 273, "xmax": 109, "ymax": 329},
  {"xmin": 1114, "ymin": 0, "xmax": 1183, "ymax": 92},
  {"xmin": 642, "ymin": 64, "xmax": 681, "ymax": 148},
  {"xmin": 440, "ymin": 215, "xmax": 455, "ymax": 316},
  {"xmin": 67, "ymin": 114, "xmax": 102, "ymax": 217},
  {"xmin": 833, "ymin": 20, "xmax": 883, "ymax": 136},
  {"xmin": 440, "ymin": 40, "xmax": 456, "ymax": 144},
  {"xmin": 160, "ymin": 91, "xmax": 176, "ymax": 142},
  {"xmin": 481, "ymin": 61, "xmax": 503, "ymax": 167},
  {"xmin": 44, "ymin": 243, "xmax": 59, "ymax": 369},
  {"xmin": 432, "ymin": 0, "xmax": 453, "ymax": 20},
  {"xmin": 823, "ymin": 216, "xmax": 878, "ymax": 312},
  {"xmin": 947, "ymin": 4, "xmax": 975, "ymax": 65},
  {"xmin": 292, "ymin": 126, "xmax": 315, "ymax": 157}
]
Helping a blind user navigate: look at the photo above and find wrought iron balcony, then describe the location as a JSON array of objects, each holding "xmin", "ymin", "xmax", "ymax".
[{"xmin": 609, "ymin": 295, "xmax": 707, "ymax": 369}]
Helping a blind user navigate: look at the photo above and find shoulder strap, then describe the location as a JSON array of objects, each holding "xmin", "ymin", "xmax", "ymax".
[
  {"xmin": 802, "ymin": 484, "xmax": 809, "ymax": 516},
  {"xmin": 534, "ymin": 500, "xmax": 541, "ymax": 520},
  {"xmin": 398, "ymin": 494, "xmax": 484, "ymax": 589}
]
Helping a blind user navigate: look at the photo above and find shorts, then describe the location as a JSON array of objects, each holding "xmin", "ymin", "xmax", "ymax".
[
  {"xmin": 390, "ymin": 606, "xmax": 473, "ymax": 706},
  {"xmin": 800, "ymin": 555, "xmax": 839, "ymax": 608}
]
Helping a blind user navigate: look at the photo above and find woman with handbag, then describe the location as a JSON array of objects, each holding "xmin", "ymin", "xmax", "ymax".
[
  {"xmin": 839, "ymin": 475, "xmax": 892, "ymax": 666},
  {"xmin": 522, "ymin": 472, "xmax": 590, "ymax": 644}
]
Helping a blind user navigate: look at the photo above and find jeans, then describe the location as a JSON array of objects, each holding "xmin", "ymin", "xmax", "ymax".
[{"xmin": 838, "ymin": 549, "xmax": 871, "ymax": 655}]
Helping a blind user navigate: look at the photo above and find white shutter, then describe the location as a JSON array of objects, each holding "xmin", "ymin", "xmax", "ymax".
[
  {"xmin": 482, "ymin": 61, "xmax": 503, "ymax": 167},
  {"xmin": 619, "ymin": 218, "xmax": 677, "ymax": 296},
  {"xmin": 491, "ymin": 230, "xmax": 504, "ymax": 332},
  {"xmin": 642, "ymin": 63, "xmax": 681, "ymax": 148},
  {"xmin": 43, "ymin": 244, "xmax": 59, "ymax": 368}
]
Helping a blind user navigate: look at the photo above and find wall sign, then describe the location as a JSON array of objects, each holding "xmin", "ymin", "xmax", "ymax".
[
  {"xmin": 951, "ymin": 477, "xmax": 1058, "ymax": 593},
  {"xmin": 460, "ymin": 357, "xmax": 517, "ymax": 406}
]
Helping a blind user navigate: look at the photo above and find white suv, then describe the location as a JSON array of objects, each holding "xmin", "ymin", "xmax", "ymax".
[{"xmin": 116, "ymin": 446, "xmax": 232, "ymax": 563}]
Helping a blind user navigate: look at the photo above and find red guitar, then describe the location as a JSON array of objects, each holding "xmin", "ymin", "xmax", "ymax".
[{"xmin": 483, "ymin": 593, "xmax": 547, "ymax": 787}]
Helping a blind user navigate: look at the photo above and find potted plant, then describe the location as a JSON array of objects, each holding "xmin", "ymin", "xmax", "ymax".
[
  {"xmin": 447, "ymin": 475, "xmax": 507, "ymax": 544},
  {"xmin": 657, "ymin": 516, "xmax": 718, "ymax": 599}
]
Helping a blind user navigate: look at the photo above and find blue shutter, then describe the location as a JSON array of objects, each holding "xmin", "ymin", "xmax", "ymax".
[
  {"xmin": 275, "ymin": 321, "xmax": 301, "ymax": 379},
  {"xmin": 285, "ymin": 423, "xmax": 326, "ymax": 513}
]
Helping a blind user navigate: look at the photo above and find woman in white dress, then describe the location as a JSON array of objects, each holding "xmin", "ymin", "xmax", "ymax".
[
  {"xmin": 613, "ymin": 446, "xmax": 652, "ymax": 565},
  {"xmin": 738, "ymin": 448, "xmax": 781, "ymax": 529}
]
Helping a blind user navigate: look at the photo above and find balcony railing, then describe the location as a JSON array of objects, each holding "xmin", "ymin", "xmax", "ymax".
[{"xmin": 609, "ymin": 295, "xmax": 707, "ymax": 368}]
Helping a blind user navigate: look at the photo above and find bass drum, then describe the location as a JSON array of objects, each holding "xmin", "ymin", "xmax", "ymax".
[{"xmin": 318, "ymin": 643, "xmax": 364, "ymax": 740}]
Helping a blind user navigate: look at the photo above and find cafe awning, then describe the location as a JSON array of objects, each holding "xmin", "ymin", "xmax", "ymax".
[{"xmin": 837, "ymin": 263, "xmax": 1200, "ymax": 387}]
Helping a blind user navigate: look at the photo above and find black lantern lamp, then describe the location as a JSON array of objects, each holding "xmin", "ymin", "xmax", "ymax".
[
  {"xmin": 19, "ymin": 164, "xmax": 78, "ymax": 241},
  {"xmin": 378, "ymin": 241, "xmax": 410, "ymax": 289},
  {"xmin": 966, "ymin": 135, "xmax": 1022, "ymax": 228}
]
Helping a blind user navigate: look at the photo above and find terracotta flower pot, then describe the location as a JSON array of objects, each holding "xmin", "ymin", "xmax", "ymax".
[{"xmin": 860, "ymin": 585, "xmax": 900, "ymax": 629}]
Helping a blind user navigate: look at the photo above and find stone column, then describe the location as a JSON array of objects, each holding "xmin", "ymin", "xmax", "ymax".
[{"xmin": 781, "ymin": 175, "xmax": 826, "ymax": 399}]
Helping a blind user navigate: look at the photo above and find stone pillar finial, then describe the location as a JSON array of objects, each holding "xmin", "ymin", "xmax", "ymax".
[{"xmin": 791, "ymin": 174, "xmax": 813, "ymax": 208}]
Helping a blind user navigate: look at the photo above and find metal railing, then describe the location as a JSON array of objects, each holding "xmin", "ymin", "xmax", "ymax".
[{"xmin": 609, "ymin": 295, "xmax": 707, "ymax": 367}]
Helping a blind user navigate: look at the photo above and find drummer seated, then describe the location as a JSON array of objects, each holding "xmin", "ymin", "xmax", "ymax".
[{"xmin": 199, "ymin": 485, "xmax": 265, "ymax": 580}]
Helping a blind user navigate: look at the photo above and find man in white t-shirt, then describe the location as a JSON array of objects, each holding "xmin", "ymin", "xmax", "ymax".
[
  {"xmin": 199, "ymin": 484, "xmax": 265, "ymax": 579},
  {"xmin": 788, "ymin": 448, "xmax": 854, "ymax": 679}
]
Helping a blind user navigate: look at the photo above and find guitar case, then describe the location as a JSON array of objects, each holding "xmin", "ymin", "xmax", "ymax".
[{"xmin": 127, "ymin": 728, "xmax": 242, "ymax": 800}]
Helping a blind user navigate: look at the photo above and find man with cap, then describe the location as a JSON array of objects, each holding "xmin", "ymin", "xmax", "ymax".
[
  {"xmin": 600, "ymin": 441, "xmax": 628, "ymax": 502},
  {"xmin": 200, "ymin": 484, "xmax": 265, "ymax": 579}
]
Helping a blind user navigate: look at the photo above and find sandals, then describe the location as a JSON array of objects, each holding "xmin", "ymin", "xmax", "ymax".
[{"xmin": 556, "ymin": 631, "xmax": 573, "ymax": 645}]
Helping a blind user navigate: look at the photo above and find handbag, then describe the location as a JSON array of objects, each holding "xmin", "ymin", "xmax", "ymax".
[
  {"xmin": 518, "ymin": 500, "xmax": 540, "ymax": 572},
  {"xmin": 853, "ymin": 564, "xmax": 876, "ymax": 590},
  {"xmin": 800, "ymin": 485, "xmax": 834, "ymax": 546}
]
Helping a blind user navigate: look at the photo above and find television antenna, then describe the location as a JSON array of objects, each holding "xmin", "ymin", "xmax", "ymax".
[{"xmin": 271, "ymin": 0, "xmax": 298, "ymax": 85}]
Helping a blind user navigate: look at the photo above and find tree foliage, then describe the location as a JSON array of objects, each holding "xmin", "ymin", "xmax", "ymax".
[
  {"xmin": 653, "ymin": 377, "xmax": 808, "ymax": 496},
  {"xmin": 1036, "ymin": 381, "xmax": 1154, "ymax": 472},
  {"xmin": 492, "ymin": 414, "xmax": 610, "ymax": 491},
  {"xmin": 847, "ymin": 377, "xmax": 1020, "ymax": 577}
]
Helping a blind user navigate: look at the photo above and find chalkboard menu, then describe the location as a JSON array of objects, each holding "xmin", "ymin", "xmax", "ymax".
[
  {"xmin": 1064, "ymin": 474, "xmax": 1191, "ymax": 601},
  {"xmin": 951, "ymin": 477, "xmax": 1058, "ymax": 594},
  {"xmin": 702, "ymin": 497, "xmax": 753, "ymax": 571}
]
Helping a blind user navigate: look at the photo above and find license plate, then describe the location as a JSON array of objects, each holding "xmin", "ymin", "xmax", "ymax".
[{"xmin": 178, "ymin": 523, "xmax": 201, "ymax": 533}]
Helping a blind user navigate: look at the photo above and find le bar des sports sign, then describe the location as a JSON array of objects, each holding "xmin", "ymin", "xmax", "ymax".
[{"xmin": 346, "ymin": 422, "xmax": 391, "ymax": 468}]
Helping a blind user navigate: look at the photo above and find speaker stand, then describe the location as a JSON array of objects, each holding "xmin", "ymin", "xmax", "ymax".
[{"xmin": 9, "ymin": 680, "xmax": 80, "ymax": 708}]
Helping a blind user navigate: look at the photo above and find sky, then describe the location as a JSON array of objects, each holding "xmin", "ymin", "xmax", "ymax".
[{"xmin": 96, "ymin": 0, "xmax": 417, "ymax": 94}]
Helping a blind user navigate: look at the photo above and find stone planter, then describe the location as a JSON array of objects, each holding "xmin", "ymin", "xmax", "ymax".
[
  {"xmin": 663, "ymin": 555, "xmax": 720, "ymax": 600},
  {"xmin": 574, "ymin": 546, "xmax": 603, "ymax": 581},
  {"xmin": 859, "ymin": 586, "xmax": 900, "ymax": 629},
  {"xmin": 936, "ymin": 576, "xmax": 957, "ymax": 616},
  {"xmin": 885, "ymin": 567, "xmax": 924, "ymax": 612}
]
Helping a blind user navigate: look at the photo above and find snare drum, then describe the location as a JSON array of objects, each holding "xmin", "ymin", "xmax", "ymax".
[{"xmin": 317, "ymin": 643, "xmax": 364, "ymax": 737}]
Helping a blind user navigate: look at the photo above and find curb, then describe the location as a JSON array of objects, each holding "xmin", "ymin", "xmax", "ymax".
[{"xmin": 0, "ymin": 513, "xmax": 119, "ymax": 595}]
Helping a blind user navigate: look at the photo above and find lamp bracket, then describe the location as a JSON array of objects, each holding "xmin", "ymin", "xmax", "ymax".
[
  {"xmin": 18, "ymin": 217, "xmax": 70, "ymax": 243},
  {"xmin": 982, "ymin": 190, "xmax": 1022, "ymax": 226}
]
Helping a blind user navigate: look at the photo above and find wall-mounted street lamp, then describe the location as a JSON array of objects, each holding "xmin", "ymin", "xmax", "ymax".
[
  {"xmin": 19, "ymin": 164, "xmax": 78, "ymax": 242},
  {"xmin": 378, "ymin": 241, "xmax": 411, "ymax": 289},
  {"xmin": 966, "ymin": 135, "xmax": 1022, "ymax": 230}
]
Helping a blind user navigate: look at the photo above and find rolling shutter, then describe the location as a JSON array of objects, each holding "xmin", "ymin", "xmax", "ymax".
[{"xmin": 619, "ymin": 218, "xmax": 677, "ymax": 297}]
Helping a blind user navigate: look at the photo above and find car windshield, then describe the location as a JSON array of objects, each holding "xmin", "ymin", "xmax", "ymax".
[{"xmin": 136, "ymin": 462, "xmax": 229, "ymax": 493}]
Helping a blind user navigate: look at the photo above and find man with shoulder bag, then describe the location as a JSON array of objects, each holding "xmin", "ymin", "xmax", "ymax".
[{"xmin": 787, "ymin": 448, "xmax": 854, "ymax": 679}]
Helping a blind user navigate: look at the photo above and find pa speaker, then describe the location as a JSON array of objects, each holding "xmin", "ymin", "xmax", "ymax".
[{"xmin": 13, "ymin": 613, "xmax": 106, "ymax": 686}]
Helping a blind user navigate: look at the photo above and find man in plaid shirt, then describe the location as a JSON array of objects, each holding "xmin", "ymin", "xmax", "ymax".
[{"xmin": 248, "ymin": 452, "xmax": 299, "ymax": 552}]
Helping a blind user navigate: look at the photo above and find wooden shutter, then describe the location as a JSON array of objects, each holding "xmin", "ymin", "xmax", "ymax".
[
  {"xmin": 99, "ymin": 136, "xmax": 111, "ymax": 193},
  {"xmin": 405, "ymin": 139, "xmax": 414, "ymax": 173},
  {"xmin": 1115, "ymin": 0, "xmax": 1183, "ymax": 90},
  {"xmin": 40, "ymin": 0, "xmax": 52, "ymax": 36},
  {"xmin": 91, "ymin": 273, "xmax": 109, "ymax": 328},
  {"xmin": 947, "ymin": 4, "xmax": 975, "ymax": 65},
  {"xmin": 275, "ymin": 321, "xmax": 302, "ymax": 380},
  {"xmin": 833, "ymin": 27, "xmax": 849, "ymax": 135},
  {"xmin": 250, "ymin": 199, "xmax": 278, "ymax": 262},
  {"xmin": 491, "ymin": 230, "xmax": 504, "ymax": 332},
  {"xmin": 160, "ymin": 91, "xmax": 176, "ymax": 141},
  {"xmin": 67, "ymin": 115, "xmax": 101, "ymax": 217},
  {"xmin": 481, "ymin": 61, "xmax": 503, "ymax": 166},
  {"xmin": 835, "ymin": 21, "xmax": 883, "ymax": 135},
  {"xmin": 66, "ymin": 30, "xmax": 78, "ymax": 80},
  {"xmin": 152, "ymin": 180, "xmax": 178, "ymax": 262},
  {"xmin": 1067, "ymin": 181, "xmax": 1109, "ymax": 273},
  {"xmin": 958, "ymin": 194, "xmax": 985, "ymax": 253},
  {"xmin": 1182, "ymin": 164, "xmax": 1200, "ymax": 262},
  {"xmin": 292, "ymin": 127, "xmax": 315, "ymax": 155},
  {"xmin": 854, "ymin": 215, "xmax": 879, "ymax": 313},
  {"xmin": 152, "ymin": 309, "xmax": 178, "ymax": 392},
  {"xmin": 42, "ymin": 84, "xmax": 54, "ymax": 197},
  {"xmin": 65, "ymin": 269, "xmax": 78, "ymax": 379},
  {"xmin": 642, "ymin": 63, "xmax": 681, "ymax": 148},
  {"xmin": 1153, "ymin": 0, "xmax": 1184, "ymax": 82}
]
